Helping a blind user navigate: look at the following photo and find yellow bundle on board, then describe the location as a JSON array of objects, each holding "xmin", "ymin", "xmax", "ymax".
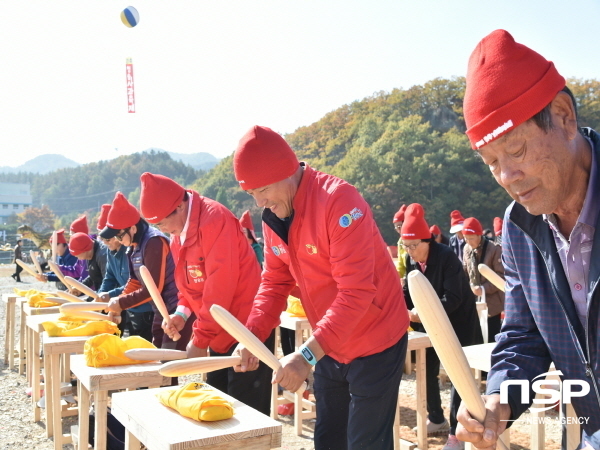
[
  {"xmin": 14, "ymin": 288, "xmax": 60, "ymax": 308},
  {"xmin": 42, "ymin": 318, "xmax": 120, "ymax": 337},
  {"xmin": 157, "ymin": 382, "xmax": 234, "ymax": 422},
  {"xmin": 84, "ymin": 334, "xmax": 156, "ymax": 367},
  {"xmin": 286, "ymin": 295, "xmax": 306, "ymax": 317}
]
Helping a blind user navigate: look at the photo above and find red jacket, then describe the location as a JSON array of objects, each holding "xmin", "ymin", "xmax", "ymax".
[
  {"xmin": 172, "ymin": 190, "xmax": 262, "ymax": 353},
  {"xmin": 247, "ymin": 165, "xmax": 409, "ymax": 363}
]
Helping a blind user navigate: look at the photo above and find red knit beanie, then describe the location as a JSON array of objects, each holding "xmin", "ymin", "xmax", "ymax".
[
  {"xmin": 68, "ymin": 232, "xmax": 94, "ymax": 256},
  {"xmin": 239, "ymin": 210, "xmax": 254, "ymax": 231},
  {"xmin": 106, "ymin": 192, "xmax": 140, "ymax": 230},
  {"xmin": 97, "ymin": 204, "xmax": 111, "ymax": 231},
  {"xmin": 70, "ymin": 216, "xmax": 89, "ymax": 235},
  {"xmin": 449, "ymin": 210, "xmax": 465, "ymax": 233},
  {"xmin": 393, "ymin": 205, "xmax": 407, "ymax": 224},
  {"xmin": 429, "ymin": 224, "xmax": 441, "ymax": 236},
  {"xmin": 464, "ymin": 29, "xmax": 565, "ymax": 149},
  {"xmin": 233, "ymin": 126, "xmax": 299, "ymax": 190},
  {"xmin": 401, "ymin": 204, "xmax": 430, "ymax": 240},
  {"xmin": 139, "ymin": 172, "xmax": 186, "ymax": 223},
  {"xmin": 50, "ymin": 229, "xmax": 67, "ymax": 245},
  {"xmin": 462, "ymin": 217, "xmax": 483, "ymax": 236},
  {"xmin": 494, "ymin": 217, "xmax": 503, "ymax": 235}
]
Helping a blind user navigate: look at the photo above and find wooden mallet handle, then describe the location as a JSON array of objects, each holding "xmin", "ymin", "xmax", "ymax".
[
  {"xmin": 125, "ymin": 349, "xmax": 187, "ymax": 362},
  {"xmin": 55, "ymin": 290, "xmax": 85, "ymax": 303},
  {"xmin": 60, "ymin": 302, "xmax": 108, "ymax": 314},
  {"xmin": 16, "ymin": 259, "xmax": 39, "ymax": 277},
  {"xmin": 478, "ymin": 264, "xmax": 505, "ymax": 292},
  {"xmin": 407, "ymin": 271, "xmax": 509, "ymax": 450},
  {"xmin": 64, "ymin": 276, "xmax": 102, "ymax": 301},
  {"xmin": 209, "ymin": 304, "xmax": 306, "ymax": 395},
  {"xmin": 30, "ymin": 250, "xmax": 42, "ymax": 274},
  {"xmin": 159, "ymin": 356, "xmax": 241, "ymax": 377},
  {"xmin": 43, "ymin": 297, "xmax": 71, "ymax": 305},
  {"xmin": 51, "ymin": 230, "xmax": 58, "ymax": 263},
  {"xmin": 139, "ymin": 265, "xmax": 180, "ymax": 341},
  {"xmin": 48, "ymin": 260, "xmax": 70, "ymax": 290}
]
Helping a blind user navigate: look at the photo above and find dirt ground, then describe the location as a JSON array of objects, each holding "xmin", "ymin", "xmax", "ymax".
[{"xmin": 0, "ymin": 264, "xmax": 564, "ymax": 449}]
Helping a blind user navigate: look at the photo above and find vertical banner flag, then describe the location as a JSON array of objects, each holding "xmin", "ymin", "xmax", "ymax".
[{"xmin": 126, "ymin": 57, "xmax": 136, "ymax": 113}]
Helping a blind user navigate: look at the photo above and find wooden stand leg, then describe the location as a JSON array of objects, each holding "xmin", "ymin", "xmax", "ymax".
[
  {"xmin": 19, "ymin": 304, "xmax": 26, "ymax": 375},
  {"xmin": 44, "ymin": 348, "xmax": 54, "ymax": 438},
  {"xmin": 565, "ymin": 402, "xmax": 579, "ymax": 450},
  {"xmin": 95, "ymin": 390, "xmax": 108, "ymax": 450},
  {"xmin": 3, "ymin": 301, "xmax": 9, "ymax": 364},
  {"xmin": 7, "ymin": 301, "xmax": 15, "ymax": 370},
  {"xmin": 50, "ymin": 354, "xmax": 63, "ymax": 450},
  {"xmin": 26, "ymin": 327, "xmax": 32, "ymax": 385},
  {"xmin": 32, "ymin": 331, "xmax": 41, "ymax": 422},
  {"xmin": 294, "ymin": 391, "xmax": 302, "ymax": 436},
  {"xmin": 125, "ymin": 430, "xmax": 141, "ymax": 450},
  {"xmin": 77, "ymin": 383, "xmax": 90, "ymax": 450},
  {"xmin": 404, "ymin": 349, "xmax": 412, "ymax": 375},
  {"xmin": 415, "ymin": 348, "xmax": 427, "ymax": 450},
  {"xmin": 270, "ymin": 382, "xmax": 279, "ymax": 420}
]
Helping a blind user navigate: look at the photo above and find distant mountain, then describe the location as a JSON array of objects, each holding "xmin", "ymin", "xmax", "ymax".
[
  {"xmin": 165, "ymin": 151, "xmax": 220, "ymax": 171},
  {"xmin": 0, "ymin": 154, "xmax": 80, "ymax": 174}
]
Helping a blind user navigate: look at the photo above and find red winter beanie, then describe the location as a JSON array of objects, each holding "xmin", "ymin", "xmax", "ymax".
[
  {"xmin": 70, "ymin": 216, "xmax": 89, "ymax": 235},
  {"xmin": 449, "ymin": 210, "xmax": 465, "ymax": 233},
  {"xmin": 494, "ymin": 217, "xmax": 504, "ymax": 235},
  {"xmin": 233, "ymin": 126, "xmax": 299, "ymax": 190},
  {"xmin": 462, "ymin": 217, "xmax": 483, "ymax": 236},
  {"xmin": 139, "ymin": 172, "xmax": 186, "ymax": 224},
  {"xmin": 68, "ymin": 232, "xmax": 94, "ymax": 256},
  {"xmin": 97, "ymin": 204, "xmax": 111, "ymax": 231},
  {"xmin": 106, "ymin": 192, "xmax": 140, "ymax": 230},
  {"xmin": 401, "ymin": 204, "xmax": 430, "ymax": 240},
  {"xmin": 240, "ymin": 210, "xmax": 254, "ymax": 231},
  {"xmin": 429, "ymin": 224, "xmax": 441, "ymax": 236},
  {"xmin": 393, "ymin": 204, "xmax": 407, "ymax": 224},
  {"xmin": 464, "ymin": 29, "xmax": 565, "ymax": 149},
  {"xmin": 50, "ymin": 229, "xmax": 67, "ymax": 245}
]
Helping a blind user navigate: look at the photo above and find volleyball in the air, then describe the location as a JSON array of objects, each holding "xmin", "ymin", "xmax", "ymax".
[{"xmin": 121, "ymin": 6, "xmax": 140, "ymax": 28}]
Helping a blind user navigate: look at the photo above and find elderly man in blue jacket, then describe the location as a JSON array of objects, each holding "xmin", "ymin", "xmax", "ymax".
[{"xmin": 456, "ymin": 30, "xmax": 600, "ymax": 450}]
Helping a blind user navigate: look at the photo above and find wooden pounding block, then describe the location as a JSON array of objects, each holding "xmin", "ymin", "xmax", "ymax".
[
  {"xmin": 70, "ymin": 354, "xmax": 171, "ymax": 450},
  {"xmin": 16, "ymin": 258, "xmax": 39, "ymax": 277},
  {"xmin": 139, "ymin": 265, "xmax": 180, "ymax": 341},
  {"xmin": 111, "ymin": 385, "xmax": 282, "ymax": 450},
  {"xmin": 478, "ymin": 264, "xmax": 505, "ymax": 292},
  {"xmin": 159, "ymin": 356, "xmax": 241, "ymax": 377},
  {"xmin": 407, "ymin": 271, "xmax": 509, "ymax": 450}
]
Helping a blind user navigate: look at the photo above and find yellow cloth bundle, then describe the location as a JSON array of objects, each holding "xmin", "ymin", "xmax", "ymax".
[
  {"xmin": 84, "ymin": 334, "xmax": 156, "ymax": 367},
  {"xmin": 14, "ymin": 288, "xmax": 60, "ymax": 308},
  {"xmin": 157, "ymin": 382, "xmax": 234, "ymax": 422},
  {"xmin": 286, "ymin": 295, "xmax": 306, "ymax": 317},
  {"xmin": 42, "ymin": 317, "xmax": 120, "ymax": 337}
]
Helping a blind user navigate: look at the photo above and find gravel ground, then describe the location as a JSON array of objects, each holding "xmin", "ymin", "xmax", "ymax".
[{"xmin": 0, "ymin": 264, "xmax": 563, "ymax": 450}]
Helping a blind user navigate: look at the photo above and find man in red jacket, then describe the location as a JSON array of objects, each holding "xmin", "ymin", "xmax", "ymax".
[
  {"xmin": 233, "ymin": 125, "xmax": 410, "ymax": 449},
  {"xmin": 138, "ymin": 172, "xmax": 273, "ymax": 415}
]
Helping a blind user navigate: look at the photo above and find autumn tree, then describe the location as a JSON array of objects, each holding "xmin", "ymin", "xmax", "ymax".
[{"xmin": 16, "ymin": 205, "xmax": 56, "ymax": 232}]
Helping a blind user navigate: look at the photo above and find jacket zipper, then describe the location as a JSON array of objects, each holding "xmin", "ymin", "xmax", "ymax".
[{"xmin": 512, "ymin": 221, "xmax": 600, "ymax": 412}]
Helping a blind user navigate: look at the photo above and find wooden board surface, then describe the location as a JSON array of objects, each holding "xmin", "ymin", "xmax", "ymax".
[
  {"xmin": 26, "ymin": 313, "xmax": 62, "ymax": 333},
  {"xmin": 22, "ymin": 304, "xmax": 61, "ymax": 316},
  {"xmin": 111, "ymin": 385, "xmax": 282, "ymax": 450},
  {"xmin": 462, "ymin": 342, "xmax": 496, "ymax": 372},
  {"xmin": 70, "ymin": 354, "xmax": 170, "ymax": 391},
  {"xmin": 42, "ymin": 333, "xmax": 91, "ymax": 355}
]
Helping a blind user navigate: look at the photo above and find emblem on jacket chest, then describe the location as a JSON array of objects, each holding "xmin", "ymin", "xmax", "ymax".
[
  {"xmin": 306, "ymin": 244, "xmax": 318, "ymax": 255},
  {"xmin": 187, "ymin": 264, "xmax": 205, "ymax": 283},
  {"xmin": 271, "ymin": 245, "xmax": 287, "ymax": 256}
]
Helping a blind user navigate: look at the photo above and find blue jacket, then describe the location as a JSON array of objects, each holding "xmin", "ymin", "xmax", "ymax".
[{"xmin": 487, "ymin": 128, "xmax": 600, "ymax": 442}]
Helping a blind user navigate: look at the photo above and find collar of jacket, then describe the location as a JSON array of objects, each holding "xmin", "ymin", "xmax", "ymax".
[
  {"xmin": 508, "ymin": 127, "xmax": 600, "ymax": 338},
  {"xmin": 409, "ymin": 240, "xmax": 444, "ymax": 269},
  {"xmin": 178, "ymin": 189, "xmax": 200, "ymax": 249}
]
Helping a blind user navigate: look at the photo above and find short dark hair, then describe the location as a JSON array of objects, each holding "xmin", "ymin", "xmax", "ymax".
[
  {"xmin": 529, "ymin": 86, "xmax": 579, "ymax": 133},
  {"xmin": 16, "ymin": 239, "xmax": 22, "ymax": 245}
]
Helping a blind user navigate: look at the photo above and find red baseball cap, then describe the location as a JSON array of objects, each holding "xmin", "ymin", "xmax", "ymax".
[{"xmin": 100, "ymin": 192, "xmax": 140, "ymax": 239}]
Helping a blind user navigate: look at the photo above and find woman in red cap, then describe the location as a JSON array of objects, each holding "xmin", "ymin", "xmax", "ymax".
[
  {"xmin": 102, "ymin": 192, "xmax": 193, "ymax": 352},
  {"xmin": 462, "ymin": 217, "xmax": 505, "ymax": 344},
  {"xmin": 401, "ymin": 203, "xmax": 482, "ymax": 450},
  {"xmin": 239, "ymin": 210, "xmax": 264, "ymax": 267}
]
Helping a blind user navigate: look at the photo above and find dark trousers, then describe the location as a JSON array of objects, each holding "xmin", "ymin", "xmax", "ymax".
[
  {"xmin": 126, "ymin": 310, "xmax": 154, "ymax": 342},
  {"xmin": 488, "ymin": 314, "xmax": 502, "ymax": 343},
  {"xmin": 151, "ymin": 312, "xmax": 195, "ymax": 352},
  {"xmin": 207, "ymin": 330, "xmax": 276, "ymax": 417},
  {"xmin": 313, "ymin": 333, "xmax": 407, "ymax": 450},
  {"xmin": 13, "ymin": 263, "xmax": 23, "ymax": 282},
  {"xmin": 425, "ymin": 346, "xmax": 462, "ymax": 434},
  {"xmin": 280, "ymin": 327, "xmax": 296, "ymax": 356}
]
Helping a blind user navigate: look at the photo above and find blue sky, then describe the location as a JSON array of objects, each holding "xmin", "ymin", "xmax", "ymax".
[{"xmin": 1, "ymin": 1, "xmax": 599, "ymax": 167}]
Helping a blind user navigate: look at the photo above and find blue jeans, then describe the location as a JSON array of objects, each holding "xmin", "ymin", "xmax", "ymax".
[{"xmin": 313, "ymin": 333, "xmax": 407, "ymax": 450}]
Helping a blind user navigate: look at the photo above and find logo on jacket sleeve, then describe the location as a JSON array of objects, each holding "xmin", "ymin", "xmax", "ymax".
[
  {"xmin": 306, "ymin": 244, "xmax": 318, "ymax": 255},
  {"xmin": 187, "ymin": 265, "xmax": 205, "ymax": 283},
  {"xmin": 271, "ymin": 245, "xmax": 287, "ymax": 256},
  {"xmin": 339, "ymin": 207, "xmax": 364, "ymax": 228}
]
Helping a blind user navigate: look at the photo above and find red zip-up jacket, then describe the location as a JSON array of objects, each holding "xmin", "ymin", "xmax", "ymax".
[
  {"xmin": 246, "ymin": 165, "xmax": 409, "ymax": 363},
  {"xmin": 171, "ymin": 190, "xmax": 261, "ymax": 353}
]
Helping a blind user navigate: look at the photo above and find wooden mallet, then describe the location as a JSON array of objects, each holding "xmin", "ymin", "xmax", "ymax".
[
  {"xmin": 60, "ymin": 302, "xmax": 108, "ymax": 314},
  {"xmin": 209, "ymin": 304, "xmax": 306, "ymax": 395},
  {"xmin": 16, "ymin": 259, "xmax": 39, "ymax": 277},
  {"xmin": 159, "ymin": 356, "xmax": 242, "ymax": 377},
  {"xmin": 48, "ymin": 260, "xmax": 71, "ymax": 291},
  {"xmin": 478, "ymin": 264, "xmax": 506, "ymax": 292},
  {"xmin": 42, "ymin": 297, "xmax": 71, "ymax": 305},
  {"xmin": 54, "ymin": 290, "xmax": 85, "ymax": 303},
  {"xmin": 125, "ymin": 349, "xmax": 187, "ymax": 362},
  {"xmin": 64, "ymin": 276, "xmax": 102, "ymax": 302},
  {"xmin": 51, "ymin": 230, "xmax": 58, "ymax": 263},
  {"xmin": 407, "ymin": 271, "xmax": 509, "ymax": 450},
  {"xmin": 29, "ymin": 250, "xmax": 43, "ymax": 274},
  {"xmin": 139, "ymin": 265, "xmax": 180, "ymax": 341}
]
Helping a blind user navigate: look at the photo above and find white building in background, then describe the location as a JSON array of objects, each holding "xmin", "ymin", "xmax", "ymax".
[{"xmin": 0, "ymin": 183, "xmax": 32, "ymax": 223}]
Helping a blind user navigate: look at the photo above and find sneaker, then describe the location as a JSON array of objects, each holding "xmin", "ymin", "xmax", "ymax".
[
  {"xmin": 442, "ymin": 435, "xmax": 465, "ymax": 450},
  {"xmin": 412, "ymin": 418, "xmax": 450, "ymax": 435}
]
